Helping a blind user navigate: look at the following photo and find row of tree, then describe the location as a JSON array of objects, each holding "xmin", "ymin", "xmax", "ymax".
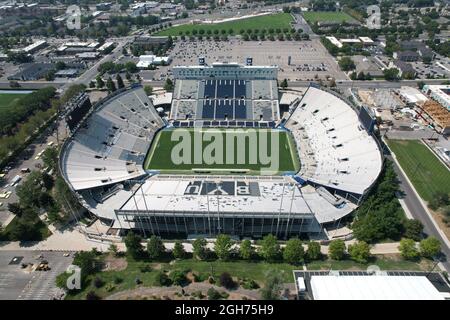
[{"xmin": 122, "ymin": 233, "xmax": 402, "ymax": 265}]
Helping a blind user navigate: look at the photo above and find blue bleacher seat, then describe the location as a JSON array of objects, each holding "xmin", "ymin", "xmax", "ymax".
[
  {"xmin": 202, "ymin": 100, "xmax": 215, "ymax": 119},
  {"xmin": 215, "ymin": 100, "xmax": 234, "ymax": 119},
  {"xmin": 234, "ymin": 100, "xmax": 247, "ymax": 119}
]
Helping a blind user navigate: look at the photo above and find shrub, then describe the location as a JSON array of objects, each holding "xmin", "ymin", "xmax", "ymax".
[
  {"xmin": 86, "ymin": 291, "xmax": 101, "ymax": 300},
  {"xmin": 156, "ymin": 271, "xmax": 172, "ymax": 286},
  {"xmin": 207, "ymin": 287, "xmax": 222, "ymax": 300},
  {"xmin": 170, "ymin": 270, "xmax": 188, "ymax": 286},
  {"xmin": 113, "ymin": 276, "xmax": 123, "ymax": 284},
  {"xmin": 219, "ymin": 272, "xmax": 236, "ymax": 290},
  {"xmin": 93, "ymin": 277, "xmax": 104, "ymax": 288}
]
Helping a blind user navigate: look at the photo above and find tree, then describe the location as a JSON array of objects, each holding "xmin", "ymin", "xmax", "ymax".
[
  {"xmin": 214, "ymin": 234, "xmax": 233, "ymax": 260},
  {"xmin": 404, "ymin": 219, "xmax": 424, "ymax": 241},
  {"xmin": 96, "ymin": 75, "xmax": 105, "ymax": 89},
  {"xmin": 106, "ymin": 77, "xmax": 116, "ymax": 92},
  {"xmin": 259, "ymin": 234, "xmax": 280, "ymax": 262},
  {"xmin": 108, "ymin": 243, "xmax": 119, "ymax": 256},
  {"xmin": 328, "ymin": 240, "xmax": 346, "ymax": 260},
  {"xmin": 383, "ymin": 68, "xmax": 400, "ymax": 81},
  {"xmin": 41, "ymin": 147, "xmax": 58, "ymax": 172},
  {"xmin": 116, "ymin": 74, "xmax": 125, "ymax": 89},
  {"xmin": 16, "ymin": 171, "xmax": 46, "ymax": 209},
  {"xmin": 348, "ymin": 241, "xmax": 371, "ymax": 263},
  {"xmin": 280, "ymin": 78, "xmax": 288, "ymax": 89},
  {"xmin": 124, "ymin": 231, "xmax": 144, "ymax": 259},
  {"xmin": 283, "ymin": 238, "xmax": 305, "ymax": 265},
  {"xmin": 143, "ymin": 85, "xmax": 153, "ymax": 96},
  {"xmin": 164, "ymin": 78, "xmax": 174, "ymax": 92},
  {"xmin": 193, "ymin": 238, "xmax": 208, "ymax": 260},
  {"xmin": 147, "ymin": 235, "xmax": 165, "ymax": 260},
  {"xmin": 72, "ymin": 251, "xmax": 98, "ymax": 281},
  {"xmin": 219, "ymin": 272, "xmax": 236, "ymax": 289},
  {"xmin": 172, "ymin": 240, "xmax": 185, "ymax": 259},
  {"xmin": 399, "ymin": 238, "xmax": 420, "ymax": 260},
  {"xmin": 239, "ymin": 239, "xmax": 254, "ymax": 260},
  {"xmin": 306, "ymin": 241, "xmax": 321, "ymax": 261},
  {"xmin": 419, "ymin": 237, "xmax": 441, "ymax": 258},
  {"xmin": 352, "ymin": 161, "xmax": 405, "ymax": 243},
  {"xmin": 338, "ymin": 56, "xmax": 356, "ymax": 71},
  {"xmin": 260, "ymin": 274, "xmax": 283, "ymax": 300}
]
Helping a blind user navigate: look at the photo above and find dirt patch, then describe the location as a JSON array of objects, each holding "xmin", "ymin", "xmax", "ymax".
[
  {"xmin": 150, "ymin": 263, "xmax": 163, "ymax": 270},
  {"xmin": 102, "ymin": 255, "xmax": 128, "ymax": 271},
  {"xmin": 106, "ymin": 282, "xmax": 261, "ymax": 300},
  {"xmin": 430, "ymin": 209, "xmax": 450, "ymax": 242}
]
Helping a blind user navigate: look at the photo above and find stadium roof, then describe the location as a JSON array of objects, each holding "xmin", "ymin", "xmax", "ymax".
[{"xmin": 310, "ymin": 275, "xmax": 445, "ymax": 300}]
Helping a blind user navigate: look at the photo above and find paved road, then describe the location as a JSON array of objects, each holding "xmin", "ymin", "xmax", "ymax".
[{"xmin": 389, "ymin": 155, "xmax": 450, "ymax": 273}]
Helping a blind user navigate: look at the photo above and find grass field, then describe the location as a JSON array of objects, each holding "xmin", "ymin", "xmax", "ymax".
[
  {"xmin": 0, "ymin": 93, "xmax": 28, "ymax": 111},
  {"xmin": 303, "ymin": 11, "xmax": 357, "ymax": 24},
  {"xmin": 155, "ymin": 13, "xmax": 294, "ymax": 36},
  {"xmin": 387, "ymin": 139, "xmax": 450, "ymax": 202},
  {"xmin": 145, "ymin": 128, "xmax": 300, "ymax": 175}
]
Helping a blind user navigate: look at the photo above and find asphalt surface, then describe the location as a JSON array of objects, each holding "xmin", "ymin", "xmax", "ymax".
[
  {"xmin": 389, "ymin": 154, "xmax": 450, "ymax": 273},
  {"xmin": 0, "ymin": 250, "xmax": 73, "ymax": 300}
]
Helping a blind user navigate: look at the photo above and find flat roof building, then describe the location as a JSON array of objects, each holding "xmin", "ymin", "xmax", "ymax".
[
  {"xmin": 294, "ymin": 270, "xmax": 450, "ymax": 300},
  {"xmin": 422, "ymin": 84, "xmax": 450, "ymax": 110}
]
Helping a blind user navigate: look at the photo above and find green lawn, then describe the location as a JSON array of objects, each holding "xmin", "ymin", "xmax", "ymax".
[
  {"xmin": 155, "ymin": 13, "xmax": 294, "ymax": 36},
  {"xmin": 62, "ymin": 254, "xmax": 433, "ymax": 300},
  {"xmin": 0, "ymin": 93, "xmax": 28, "ymax": 111},
  {"xmin": 387, "ymin": 139, "xmax": 450, "ymax": 202},
  {"xmin": 145, "ymin": 128, "xmax": 300, "ymax": 175},
  {"xmin": 303, "ymin": 11, "xmax": 357, "ymax": 24}
]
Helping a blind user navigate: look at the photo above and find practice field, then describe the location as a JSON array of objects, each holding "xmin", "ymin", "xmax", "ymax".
[
  {"xmin": 0, "ymin": 93, "xmax": 28, "ymax": 111},
  {"xmin": 145, "ymin": 128, "xmax": 300, "ymax": 175},
  {"xmin": 303, "ymin": 11, "xmax": 357, "ymax": 24},
  {"xmin": 155, "ymin": 13, "xmax": 294, "ymax": 36},
  {"xmin": 387, "ymin": 139, "xmax": 450, "ymax": 202}
]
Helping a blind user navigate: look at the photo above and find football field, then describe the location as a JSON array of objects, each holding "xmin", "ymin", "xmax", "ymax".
[{"xmin": 145, "ymin": 128, "xmax": 300, "ymax": 175}]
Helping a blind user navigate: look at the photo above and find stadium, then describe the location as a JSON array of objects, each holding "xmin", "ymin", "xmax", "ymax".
[{"xmin": 59, "ymin": 60, "xmax": 383, "ymax": 239}]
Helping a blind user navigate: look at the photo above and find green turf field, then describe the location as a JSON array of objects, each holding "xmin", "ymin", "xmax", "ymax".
[
  {"xmin": 303, "ymin": 11, "xmax": 357, "ymax": 24},
  {"xmin": 0, "ymin": 93, "xmax": 28, "ymax": 111},
  {"xmin": 145, "ymin": 128, "xmax": 300, "ymax": 175},
  {"xmin": 387, "ymin": 139, "xmax": 450, "ymax": 202},
  {"xmin": 155, "ymin": 13, "xmax": 294, "ymax": 36}
]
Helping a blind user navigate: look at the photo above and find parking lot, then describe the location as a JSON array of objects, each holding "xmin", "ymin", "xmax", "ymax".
[
  {"xmin": 150, "ymin": 38, "xmax": 346, "ymax": 81},
  {"xmin": 0, "ymin": 123, "xmax": 63, "ymax": 225},
  {"xmin": 0, "ymin": 250, "xmax": 73, "ymax": 300},
  {"xmin": 412, "ymin": 59, "xmax": 450, "ymax": 79}
]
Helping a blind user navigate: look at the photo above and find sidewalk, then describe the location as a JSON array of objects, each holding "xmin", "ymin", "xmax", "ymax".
[{"xmin": 0, "ymin": 229, "xmax": 401, "ymax": 255}]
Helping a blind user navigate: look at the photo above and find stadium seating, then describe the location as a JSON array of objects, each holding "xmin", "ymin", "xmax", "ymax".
[
  {"xmin": 61, "ymin": 87, "xmax": 164, "ymax": 190},
  {"xmin": 285, "ymin": 87, "xmax": 382, "ymax": 196}
]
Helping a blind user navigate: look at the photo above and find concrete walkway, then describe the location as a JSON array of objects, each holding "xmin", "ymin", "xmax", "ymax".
[{"xmin": 0, "ymin": 229, "xmax": 401, "ymax": 255}]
